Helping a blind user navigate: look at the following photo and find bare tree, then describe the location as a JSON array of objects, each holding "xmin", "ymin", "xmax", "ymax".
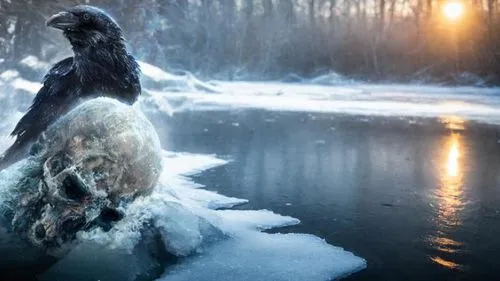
[{"xmin": 0, "ymin": 0, "xmax": 499, "ymax": 83}]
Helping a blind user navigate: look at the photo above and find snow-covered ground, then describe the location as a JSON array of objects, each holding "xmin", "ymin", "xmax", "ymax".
[
  {"xmin": 146, "ymin": 80, "xmax": 500, "ymax": 125},
  {"xmin": 137, "ymin": 61, "xmax": 500, "ymax": 125},
  {"xmin": 0, "ymin": 60, "xmax": 370, "ymax": 280}
]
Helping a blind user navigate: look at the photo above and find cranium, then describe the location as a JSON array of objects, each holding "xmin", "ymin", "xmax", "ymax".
[{"xmin": 9, "ymin": 98, "xmax": 162, "ymax": 253}]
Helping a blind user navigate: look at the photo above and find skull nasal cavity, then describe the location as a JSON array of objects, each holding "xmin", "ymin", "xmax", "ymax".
[
  {"xmin": 62, "ymin": 173, "xmax": 90, "ymax": 200},
  {"xmin": 99, "ymin": 207, "xmax": 124, "ymax": 222}
]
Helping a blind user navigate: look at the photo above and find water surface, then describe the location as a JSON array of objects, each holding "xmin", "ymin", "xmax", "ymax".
[{"xmin": 154, "ymin": 109, "xmax": 500, "ymax": 281}]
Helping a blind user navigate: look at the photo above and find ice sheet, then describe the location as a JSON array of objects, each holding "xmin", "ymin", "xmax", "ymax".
[{"xmin": 160, "ymin": 232, "xmax": 365, "ymax": 281}]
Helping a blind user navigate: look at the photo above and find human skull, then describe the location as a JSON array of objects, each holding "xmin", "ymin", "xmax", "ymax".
[{"xmin": 10, "ymin": 98, "xmax": 162, "ymax": 252}]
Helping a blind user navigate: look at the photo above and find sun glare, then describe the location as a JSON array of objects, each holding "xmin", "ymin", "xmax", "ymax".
[{"xmin": 443, "ymin": 1, "xmax": 464, "ymax": 21}]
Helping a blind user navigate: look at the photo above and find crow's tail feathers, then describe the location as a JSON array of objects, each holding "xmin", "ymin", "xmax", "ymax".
[{"xmin": 0, "ymin": 140, "xmax": 29, "ymax": 171}]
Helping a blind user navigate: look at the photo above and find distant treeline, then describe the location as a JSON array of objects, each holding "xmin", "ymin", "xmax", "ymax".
[{"xmin": 1, "ymin": 0, "xmax": 499, "ymax": 84}]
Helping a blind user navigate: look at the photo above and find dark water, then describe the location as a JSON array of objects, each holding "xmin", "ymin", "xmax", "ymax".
[{"xmin": 152, "ymin": 109, "xmax": 500, "ymax": 281}]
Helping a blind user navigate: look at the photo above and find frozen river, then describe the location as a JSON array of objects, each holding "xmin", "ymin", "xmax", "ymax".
[{"xmin": 156, "ymin": 109, "xmax": 500, "ymax": 281}]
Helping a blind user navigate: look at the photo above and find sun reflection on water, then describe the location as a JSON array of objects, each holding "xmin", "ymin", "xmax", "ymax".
[
  {"xmin": 438, "ymin": 133, "xmax": 464, "ymax": 228},
  {"xmin": 440, "ymin": 115, "xmax": 465, "ymax": 131},
  {"xmin": 430, "ymin": 256, "xmax": 462, "ymax": 270},
  {"xmin": 447, "ymin": 136, "xmax": 460, "ymax": 177},
  {"xmin": 428, "ymin": 117, "xmax": 467, "ymax": 270}
]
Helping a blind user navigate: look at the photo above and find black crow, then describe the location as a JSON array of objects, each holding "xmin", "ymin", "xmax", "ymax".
[{"xmin": 0, "ymin": 5, "xmax": 141, "ymax": 170}]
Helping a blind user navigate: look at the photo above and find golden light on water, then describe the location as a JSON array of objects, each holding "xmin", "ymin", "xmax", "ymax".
[
  {"xmin": 443, "ymin": 1, "xmax": 464, "ymax": 21},
  {"xmin": 428, "ymin": 118, "xmax": 467, "ymax": 270},
  {"xmin": 430, "ymin": 256, "xmax": 461, "ymax": 270},
  {"xmin": 446, "ymin": 135, "xmax": 460, "ymax": 178},
  {"xmin": 440, "ymin": 115, "xmax": 465, "ymax": 131},
  {"xmin": 437, "ymin": 133, "xmax": 464, "ymax": 227}
]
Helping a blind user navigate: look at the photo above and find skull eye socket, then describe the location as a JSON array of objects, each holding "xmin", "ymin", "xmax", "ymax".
[
  {"xmin": 92, "ymin": 166, "xmax": 106, "ymax": 180},
  {"xmin": 82, "ymin": 155, "xmax": 117, "ymax": 189},
  {"xmin": 61, "ymin": 173, "xmax": 90, "ymax": 201},
  {"xmin": 48, "ymin": 153, "xmax": 72, "ymax": 176}
]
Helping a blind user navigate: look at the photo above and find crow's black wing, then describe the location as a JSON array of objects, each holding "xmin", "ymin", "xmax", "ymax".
[
  {"xmin": 11, "ymin": 57, "xmax": 75, "ymax": 138},
  {"xmin": 0, "ymin": 57, "xmax": 75, "ymax": 169}
]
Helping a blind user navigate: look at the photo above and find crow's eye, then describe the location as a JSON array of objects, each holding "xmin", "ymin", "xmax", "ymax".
[{"xmin": 83, "ymin": 13, "xmax": 90, "ymax": 21}]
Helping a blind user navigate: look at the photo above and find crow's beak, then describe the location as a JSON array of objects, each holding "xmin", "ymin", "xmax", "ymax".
[{"xmin": 46, "ymin": 11, "xmax": 79, "ymax": 30}]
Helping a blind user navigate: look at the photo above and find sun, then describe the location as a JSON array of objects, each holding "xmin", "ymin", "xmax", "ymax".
[{"xmin": 443, "ymin": 1, "xmax": 464, "ymax": 21}]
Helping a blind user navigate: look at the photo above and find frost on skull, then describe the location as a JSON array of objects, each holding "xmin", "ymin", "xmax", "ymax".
[{"xmin": 6, "ymin": 98, "xmax": 162, "ymax": 253}]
